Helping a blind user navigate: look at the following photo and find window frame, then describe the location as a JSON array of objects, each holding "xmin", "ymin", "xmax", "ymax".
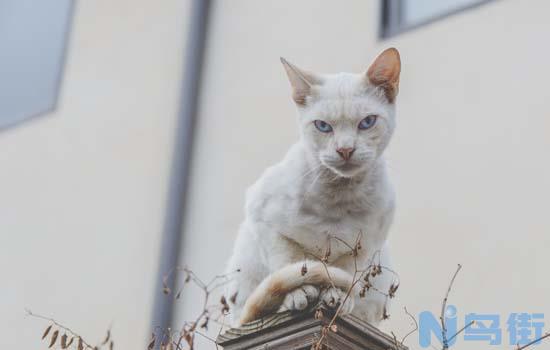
[{"xmin": 379, "ymin": 0, "xmax": 496, "ymax": 39}]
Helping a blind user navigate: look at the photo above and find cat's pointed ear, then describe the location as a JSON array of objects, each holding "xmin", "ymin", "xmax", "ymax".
[
  {"xmin": 280, "ymin": 57, "xmax": 322, "ymax": 106},
  {"xmin": 366, "ymin": 48, "xmax": 401, "ymax": 103}
]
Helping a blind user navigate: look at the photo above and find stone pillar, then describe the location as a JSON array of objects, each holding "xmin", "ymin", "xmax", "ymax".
[{"xmin": 217, "ymin": 307, "xmax": 408, "ymax": 350}]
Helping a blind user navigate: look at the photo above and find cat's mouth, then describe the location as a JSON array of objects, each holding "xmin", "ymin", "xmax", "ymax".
[{"xmin": 322, "ymin": 160, "xmax": 365, "ymax": 178}]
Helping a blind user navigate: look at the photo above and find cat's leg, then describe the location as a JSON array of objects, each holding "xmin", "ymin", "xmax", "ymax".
[
  {"xmin": 279, "ymin": 284, "xmax": 320, "ymax": 312},
  {"xmin": 266, "ymin": 234, "xmax": 324, "ymax": 312},
  {"xmin": 352, "ymin": 242, "xmax": 395, "ymax": 326},
  {"xmin": 225, "ymin": 224, "xmax": 318, "ymax": 324},
  {"xmin": 319, "ymin": 286, "xmax": 355, "ymax": 314},
  {"xmin": 224, "ymin": 224, "xmax": 268, "ymax": 325},
  {"xmin": 325, "ymin": 241, "xmax": 394, "ymax": 324}
]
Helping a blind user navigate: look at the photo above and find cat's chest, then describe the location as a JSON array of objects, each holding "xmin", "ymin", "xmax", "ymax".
[{"xmin": 282, "ymin": 192, "xmax": 379, "ymax": 257}]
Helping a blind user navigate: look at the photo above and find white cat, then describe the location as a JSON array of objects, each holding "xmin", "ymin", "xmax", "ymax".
[{"xmin": 224, "ymin": 48, "xmax": 401, "ymax": 327}]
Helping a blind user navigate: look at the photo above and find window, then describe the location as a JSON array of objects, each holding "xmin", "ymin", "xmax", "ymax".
[
  {"xmin": 380, "ymin": 0, "xmax": 492, "ymax": 38},
  {"xmin": 0, "ymin": 0, "xmax": 74, "ymax": 129}
]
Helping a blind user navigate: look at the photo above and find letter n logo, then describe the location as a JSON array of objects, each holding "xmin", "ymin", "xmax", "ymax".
[{"xmin": 419, "ymin": 305, "xmax": 458, "ymax": 348}]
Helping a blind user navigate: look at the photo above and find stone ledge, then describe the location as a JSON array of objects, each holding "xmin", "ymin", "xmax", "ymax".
[{"xmin": 217, "ymin": 307, "xmax": 408, "ymax": 350}]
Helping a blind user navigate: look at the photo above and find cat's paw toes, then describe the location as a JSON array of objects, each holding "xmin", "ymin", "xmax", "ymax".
[
  {"xmin": 320, "ymin": 287, "xmax": 354, "ymax": 314},
  {"xmin": 279, "ymin": 285, "xmax": 319, "ymax": 312}
]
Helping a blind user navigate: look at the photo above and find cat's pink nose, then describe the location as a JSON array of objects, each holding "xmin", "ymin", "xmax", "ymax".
[{"xmin": 336, "ymin": 147, "xmax": 355, "ymax": 161}]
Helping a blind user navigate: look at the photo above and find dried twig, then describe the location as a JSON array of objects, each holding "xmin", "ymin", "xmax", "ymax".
[
  {"xmin": 311, "ymin": 232, "xmax": 400, "ymax": 349},
  {"xmin": 440, "ymin": 264, "xmax": 462, "ymax": 350},
  {"xmin": 447, "ymin": 319, "xmax": 474, "ymax": 344},
  {"xmin": 159, "ymin": 267, "xmax": 237, "ymax": 350},
  {"xmin": 26, "ymin": 308, "xmax": 112, "ymax": 349},
  {"xmin": 29, "ymin": 238, "xmax": 550, "ymax": 350},
  {"xmin": 516, "ymin": 332, "xmax": 550, "ymax": 350},
  {"xmin": 400, "ymin": 307, "xmax": 419, "ymax": 345}
]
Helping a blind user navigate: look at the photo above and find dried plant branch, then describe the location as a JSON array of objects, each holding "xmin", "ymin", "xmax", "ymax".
[
  {"xmin": 158, "ymin": 267, "xmax": 237, "ymax": 350},
  {"xmin": 311, "ymin": 231, "xmax": 400, "ymax": 349},
  {"xmin": 516, "ymin": 332, "xmax": 550, "ymax": 350},
  {"xmin": 447, "ymin": 319, "xmax": 474, "ymax": 344},
  {"xmin": 400, "ymin": 306, "xmax": 419, "ymax": 345},
  {"xmin": 28, "ymin": 238, "xmax": 550, "ymax": 350},
  {"xmin": 440, "ymin": 264, "xmax": 462, "ymax": 350},
  {"xmin": 26, "ymin": 308, "xmax": 112, "ymax": 349}
]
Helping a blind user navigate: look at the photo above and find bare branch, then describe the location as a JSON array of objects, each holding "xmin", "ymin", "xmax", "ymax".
[
  {"xmin": 312, "ymin": 231, "xmax": 400, "ymax": 349},
  {"xmin": 400, "ymin": 307, "xmax": 419, "ymax": 345},
  {"xmin": 447, "ymin": 320, "xmax": 474, "ymax": 344},
  {"xmin": 440, "ymin": 264, "xmax": 462, "ymax": 350},
  {"xmin": 516, "ymin": 332, "xmax": 550, "ymax": 350},
  {"xmin": 26, "ymin": 308, "xmax": 108, "ymax": 349},
  {"xmin": 159, "ymin": 267, "xmax": 235, "ymax": 350}
]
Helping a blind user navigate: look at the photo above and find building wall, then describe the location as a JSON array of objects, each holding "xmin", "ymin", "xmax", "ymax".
[
  {"xmin": 3, "ymin": 0, "xmax": 549, "ymax": 348},
  {"xmin": 0, "ymin": 0, "xmax": 189, "ymax": 348},
  {"xmin": 176, "ymin": 0, "xmax": 550, "ymax": 348}
]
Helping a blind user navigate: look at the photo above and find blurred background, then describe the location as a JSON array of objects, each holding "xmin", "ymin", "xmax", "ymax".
[{"xmin": 1, "ymin": 0, "xmax": 549, "ymax": 349}]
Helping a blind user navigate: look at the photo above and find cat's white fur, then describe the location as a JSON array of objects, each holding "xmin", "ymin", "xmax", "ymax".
[{"xmin": 224, "ymin": 48, "xmax": 401, "ymax": 327}]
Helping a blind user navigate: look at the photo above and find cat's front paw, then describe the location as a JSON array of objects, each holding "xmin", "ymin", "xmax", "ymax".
[
  {"xmin": 320, "ymin": 287, "xmax": 354, "ymax": 315},
  {"xmin": 279, "ymin": 285, "xmax": 320, "ymax": 312}
]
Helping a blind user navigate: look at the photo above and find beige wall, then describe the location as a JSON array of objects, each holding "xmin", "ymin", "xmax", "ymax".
[
  {"xmin": 177, "ymin": 0, "xmax": 550, "ymax": 349},
  {"xmin": 3, "ymin": 0, "xmax": 549, "ymax": 348},
  {"xmin": 1, "ymin": 0, "xmax": 189, "ymax": 348}
]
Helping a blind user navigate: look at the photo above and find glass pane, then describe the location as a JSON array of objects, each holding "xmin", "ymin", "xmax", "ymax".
[
  {"xmin": 0, "ymin": 0, "xmax": 73, "ymax": 128},
  {"xmin": 403, "ymin": 0, "xmax": 483, "ymax": 26}
]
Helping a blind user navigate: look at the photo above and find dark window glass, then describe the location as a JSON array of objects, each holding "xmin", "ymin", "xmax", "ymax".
[
  {"xmin": 381, "ymin": 0, "xmax": 490, "ymax": 38},
  {"xmin": 0, "ymin": 0, "xmax": 73, "ymax": 129}
]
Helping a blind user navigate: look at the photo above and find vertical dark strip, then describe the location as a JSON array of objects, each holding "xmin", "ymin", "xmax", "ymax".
[
  {"xmin": 379, "ymin": 0, "xmax": 404, "ymax": 39},
  {"xmin": 379, "ymin": 0, "xmax": 390, "ymax": 39},
  {"xmin": 150, "ymin": 0, "xmax": 211, "ymax": 336}
]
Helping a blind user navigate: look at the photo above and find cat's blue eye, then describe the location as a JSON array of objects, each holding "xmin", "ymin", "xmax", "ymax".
[
  {"xmin": 313, "ymin": 120, "xmax": 333, "ymax": 133},
  {"xmin": 358, "ymin": 115, "xmax": 377, "ymax": 130}
]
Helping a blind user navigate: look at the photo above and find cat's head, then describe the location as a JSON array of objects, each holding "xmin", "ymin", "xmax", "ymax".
[{"xmin": 281, "ymin": 48, "xmax": 400, "ymax": 178}]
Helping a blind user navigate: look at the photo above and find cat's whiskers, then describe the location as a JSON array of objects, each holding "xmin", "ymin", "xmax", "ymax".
[
  {"xmin": 294, "ymin": 166, "xmax": 326, "ymax": 217},
  {"xmin": 295, "ymin": 162, "xmax": 323, "ymax": 182}
]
